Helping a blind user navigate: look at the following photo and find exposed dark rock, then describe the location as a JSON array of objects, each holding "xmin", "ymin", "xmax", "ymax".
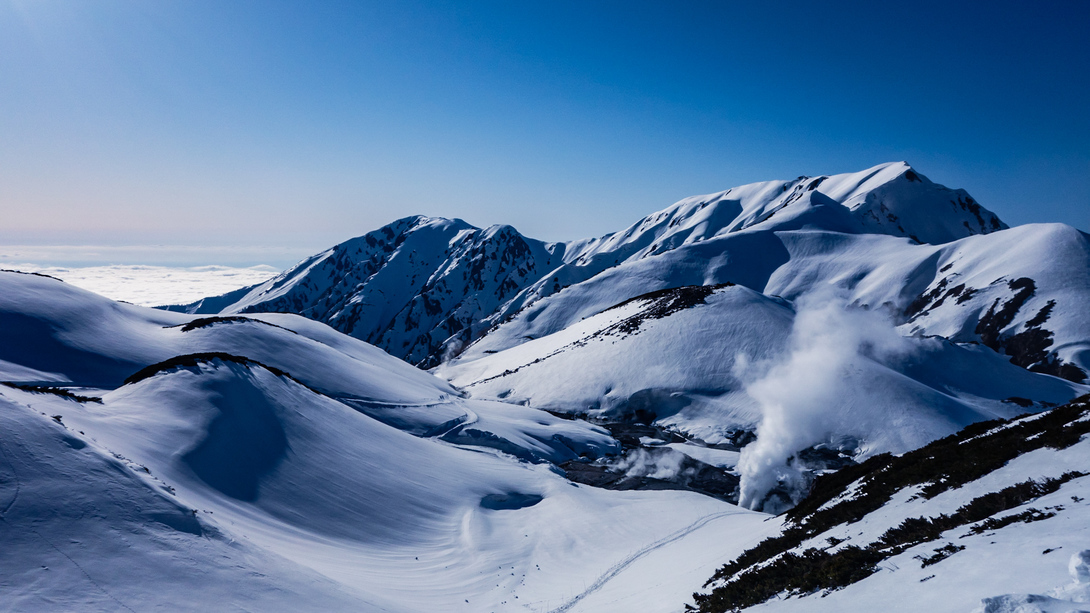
[
  {"xmin": 560, "ymin": 449, "xmax": 739, "ymax": 504},
  {"xmin": 480, "ymin": 493, "xmax": 543, "ymax": 510},
  {"xmin": 170, "ymin": 315, "xmax": 298, "ymax": 334},
  {"xmin": 975, "ymin": 277, "xmax": 1037, "ymax": 348},
  {"xmin": 122, "ymin": 353, "xmax": 309, "ymax": 391}
]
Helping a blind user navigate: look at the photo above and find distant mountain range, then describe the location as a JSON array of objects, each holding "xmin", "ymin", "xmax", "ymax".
[
  {"xmin": 165, "ymin": 161, "xmax": 1085, "ymax": 386},
  {"xmin": 4, "ymin": 162, "xmax": 1089, "ymax": 611}
]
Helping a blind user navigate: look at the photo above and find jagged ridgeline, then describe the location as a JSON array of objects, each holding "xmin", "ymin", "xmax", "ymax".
[
  {"xmin": 692, "ymin": 394, "xmax": 1090, "ymax": 612},
  {"xmin": 161, "ymin": 161, "xmax": 1086, "ymax": 385}
]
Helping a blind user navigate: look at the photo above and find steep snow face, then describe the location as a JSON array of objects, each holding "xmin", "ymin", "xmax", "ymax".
[
  {"xmin": 765, "ymin": 223, "xmax": 1090, "ymax": 380},
  {"xmin": 819, "ymin": 161, "xmax": 1006, "ymax": 244},
  {"xmin": 163, "ymin": 216, "xmax": 567, "ymax": 368},
  {"xmin": 166, "ymin": 163, "xmax": 1009, "ymax": 368}
]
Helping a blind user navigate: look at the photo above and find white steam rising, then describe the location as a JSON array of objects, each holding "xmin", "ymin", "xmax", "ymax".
[
  {"xmin": 614, "ymin": 447, "xmax": 691, "ymax": 481},
  {"xmin": 735, "ymin": 288, "xmax": 912, "ymax": 513}
]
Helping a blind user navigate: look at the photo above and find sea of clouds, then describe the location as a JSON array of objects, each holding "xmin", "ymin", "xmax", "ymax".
[{"xmin": 7, "ymin": 264, "xmax": 279, "ymax": 306}]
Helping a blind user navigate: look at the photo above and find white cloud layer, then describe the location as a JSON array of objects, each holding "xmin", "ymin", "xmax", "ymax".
[{"xmin": 6, "ymin": 264, "xmax": 279, "ymax": 307}]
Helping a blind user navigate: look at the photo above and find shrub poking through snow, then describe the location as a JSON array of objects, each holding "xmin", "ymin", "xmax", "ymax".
[{"xmin": 1, "ymin": 382, "xmax": 102, "ymax": 403}]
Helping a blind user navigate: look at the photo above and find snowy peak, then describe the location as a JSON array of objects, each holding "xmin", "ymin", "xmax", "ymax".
[
  {"xmin": 166, "ymin": 215, "xmax": 566, "ymax": 367},
  {"xmin": 166, "ymin": 163, "xmax": 1015, "ymax": 367},
  {"xmin": 829, "ymin": 161, "xmax": 1007, "ymax": 244},
  {"xmin": 576, "ymin": 162, "xmax": 1005, "ymax": 260}
]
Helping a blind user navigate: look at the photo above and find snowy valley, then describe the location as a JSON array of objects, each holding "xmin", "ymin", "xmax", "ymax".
[{"xmin": 3, "ymin": 162, "xmax": 1090, "ymax": 612}]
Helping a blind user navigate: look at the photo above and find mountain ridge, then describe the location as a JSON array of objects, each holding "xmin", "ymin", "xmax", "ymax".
[{"xmin": 162, "ymin": 162, "xmax": 1018, "ymax": 369}]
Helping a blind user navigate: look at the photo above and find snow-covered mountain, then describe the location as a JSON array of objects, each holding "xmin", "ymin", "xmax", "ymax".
[
  {"xmin": 164, "ymin": 216, "xmax": 570, "ymax": 368},
  {"xmin": 166, "ymin": 162, "xmax": 1048, "ymax": 373},
  {"xmin": 438, "ymin": 282, "xmax": 1083, "ymax": 454},
  {"xmin": 167, "ymin": 161, "xmax": 1089, "ymax": 510},
  {"xmin": 167, "ymin": 161, "xmax": 1090, "ymax": 501}
]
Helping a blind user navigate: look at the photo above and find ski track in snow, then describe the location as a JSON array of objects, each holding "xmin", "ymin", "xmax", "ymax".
[
  {"xmin": 334, "ymin": 396, "xmax": 479, "ymax": 438},
  {"xmin": 0, "ymin": 435, "xmax": 137, "ymax": 613},
  {"xmin": 0, "ymin": 437, "xmax": 20, "ymax": 515},
  {"xmin": 545, "ymin": 510, "xmax": 737, "ymax": 613},
  {"xmin": 436, "ymin": 404, "xmax": 479, "ymax": 438}
]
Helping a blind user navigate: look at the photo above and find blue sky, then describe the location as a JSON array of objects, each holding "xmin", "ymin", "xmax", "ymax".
[{"xmin": 1, "ymin": 0, "xmax": 1087, "ymax": 266}]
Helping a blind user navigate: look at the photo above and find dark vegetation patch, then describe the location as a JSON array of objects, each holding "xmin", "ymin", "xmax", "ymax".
[
  {"xmin": 695, "ymin": 472, "xmax": 1084, "ymax": 612},
  {"xmin": 907, "ymin": 276, "xmax": 1086, "ymax": 383},
  {"xmin": 122, "ymin": 353, "xmax": 309, "ymax": 391},
  {"xmin": 693, "ymin": 395, "xmax": 1090, "ymax": 612},
  {"xmin": 877, "ymin": 474, "xmax": 1080, "ymax": 547},
  {"xmin": 0, "ymin": 269, "xmax": 64, "ymax": 282},
  {"xmin": 467, "ymin": 285, "xmax": 736, "ymax": 388},
  {"xmin": 917, "ymin": 543, "xmax": 964, "ymax": 567},
  {"xmin": 904, "ymin": 275, "xmax": 976, "ymax": 319},
  {"xmin": 967, "ymin": 507, "xmax": 1056, "ymax": 535},
  {"xmin": 168, "ymin": 316, "xmax": 298, "ymax": 334},
  {"xmin": 0, "ymin": 382, "xmax": 102, "ymax": 403},
  {"xmin": 972, "ymin": 281, "xmax": 1086, "ymax": 382},
  {"xmin": 976, "ymin": 278, "xmax": 1036, "ymax": 347},
  {"xmin": 1026, "ymin": 300, "xmax": 1056, "ymax": 327},
  {"xmin": 601, "ymin": 283, "xmax": 733, "ymax": 332}
]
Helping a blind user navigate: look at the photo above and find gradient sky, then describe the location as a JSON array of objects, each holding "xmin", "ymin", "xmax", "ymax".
[{"xmin": 2, "ymin": 0, "xmax": 1087, "ymax": 267}]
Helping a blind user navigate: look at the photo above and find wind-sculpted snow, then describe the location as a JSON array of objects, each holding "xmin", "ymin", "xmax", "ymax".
[
  {"xmin": 0, "ymin": 385, "xmax": 369, "ymax": 611},
  {"xmin": 0, "ymin": 270, "xmax": 616, "ymax": 463},
  {"xmin": 1, "ymin": 348, "xmax": 771, "ymax": 611}
]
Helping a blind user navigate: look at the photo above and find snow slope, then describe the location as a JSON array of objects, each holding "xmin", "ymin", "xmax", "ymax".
[
  {"xmin": 0, "ymin": 269, "xmax": 790, "ymax": 612},
  {"xmin": 0, "ymin": 351, "xmax": 772, "ymax": 612},
  {"xmin": 440, "ymin": 284, "xmax": 1086, "ymax": 451},
  {"xmin": 693, "ymin": 394, "xmax": 1090, "ymax": 613},
  {"xmin": 0, "ymin": 270, "xmax": 614, "ymax": 463},
  {"xmin": 5, "ymin": 161, "xmax": 1088, "ymax": 611},
  {"xmin": 453, "ymin": 219, "xmax": 1088, "ymax": 387}
]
